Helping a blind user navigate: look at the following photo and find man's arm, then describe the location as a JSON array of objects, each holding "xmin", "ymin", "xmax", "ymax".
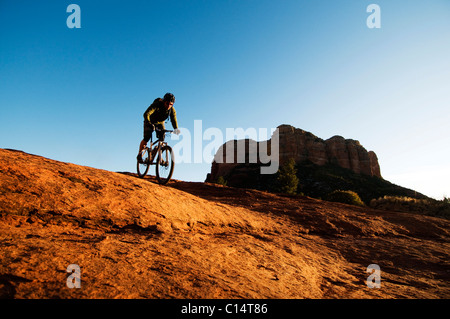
[
  {"xmin": 143, "ymin": 103, "xmax": 157, "ymax": 123},
  {"xmin": 170, "ymin": 107, "xmax": 178, "ymax": 129}
]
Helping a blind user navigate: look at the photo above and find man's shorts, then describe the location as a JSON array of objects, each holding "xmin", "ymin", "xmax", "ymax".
[{"xmin": 143, "ymin": 121, "xmax": 165, "ymax": 142}]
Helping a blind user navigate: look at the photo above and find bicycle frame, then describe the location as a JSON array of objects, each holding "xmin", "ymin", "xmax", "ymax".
[
  {"xmin": 147, "ymin": 140, "xmax": 165, "ymax": 165},
  {"xmin": 147, "ymin": 129, "xmax": 172, "ymax": 165}
]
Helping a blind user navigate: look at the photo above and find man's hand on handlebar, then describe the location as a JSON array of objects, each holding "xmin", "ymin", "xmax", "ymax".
[{"xmin": 153, "ymin": 127, "xmax": 179, "ymax": 135}]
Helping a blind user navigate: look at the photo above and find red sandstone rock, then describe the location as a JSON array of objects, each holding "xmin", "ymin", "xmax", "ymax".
[
  {"xmin": 1, "ymin": 148, "xmax": 449, "ymax": 299},
  {"xmin": 207, "ymin": 124, "xmax": 382, "ymax": 183}
]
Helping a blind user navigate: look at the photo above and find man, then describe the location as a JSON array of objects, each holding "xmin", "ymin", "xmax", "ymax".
[{"xmin": 137, "ymin": 92, "xmax": 180, "ymax": 162}]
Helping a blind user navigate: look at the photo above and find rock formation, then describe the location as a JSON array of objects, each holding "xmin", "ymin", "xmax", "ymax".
[
  {"xmin": 1, "ymin": 148, "xmax": 449, "ymax": 299},
  {"xmin": 206, "ymin": 124, "xmax": 381, "ymax": 183}
]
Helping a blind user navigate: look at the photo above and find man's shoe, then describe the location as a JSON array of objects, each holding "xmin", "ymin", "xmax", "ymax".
[{"xmin": 137, "ymin": 153, "xmax": 143, "ymax": 163}]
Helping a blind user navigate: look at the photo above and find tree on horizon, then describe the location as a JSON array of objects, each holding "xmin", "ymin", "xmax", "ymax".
[{"xmin": 274, "ymin": 158, "xmax": 299, "ymax": 195}]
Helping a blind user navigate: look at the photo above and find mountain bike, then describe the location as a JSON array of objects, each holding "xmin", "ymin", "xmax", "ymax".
[{"xmin": 137, "ymin": 128, "xmax": 175, "ymax": 184}]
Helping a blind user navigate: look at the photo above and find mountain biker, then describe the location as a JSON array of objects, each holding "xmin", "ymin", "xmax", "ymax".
[{"xmin": 137, "ymin": 92, "xmax": 180, "ymax": 162}]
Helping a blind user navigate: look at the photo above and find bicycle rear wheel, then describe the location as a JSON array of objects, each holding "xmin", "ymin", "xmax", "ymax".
[
  {"xmin": 137, "ymin": 147, "xmax": 151, "ymax": 178},
  {"xmin": 156, "ymin": 145, "xmax": 174, "ymax": 184}
]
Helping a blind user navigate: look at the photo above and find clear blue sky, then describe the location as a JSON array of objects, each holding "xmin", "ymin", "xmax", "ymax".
[{"xmin": 1, "ymin": 0, "xmax": 449, "ymax": 199}]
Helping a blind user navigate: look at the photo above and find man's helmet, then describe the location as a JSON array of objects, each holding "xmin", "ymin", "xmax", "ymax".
[{"xmin": 163, "ymin": 93, "xmax": 175, "ymax": 103}]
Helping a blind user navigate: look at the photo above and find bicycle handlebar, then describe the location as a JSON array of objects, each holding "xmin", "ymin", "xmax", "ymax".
[{"xmin": 154, "ymin": 128, "xmax": 173, "ymax": 133}]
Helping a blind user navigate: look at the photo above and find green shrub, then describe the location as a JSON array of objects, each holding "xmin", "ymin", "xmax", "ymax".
[
  {"xmin": 275, "ymin": 158, "xmax": 299, "ymax": 195},
  {"xmin": 215, "ymin": 176, "xmax": 227, "ymax": 186},
  {"xmin": 326, "ymin": 190, "xmax": 365, "ymax": 206},
  {"xmin": 369, "ymin": 196, "xmax": 450, "ymax": 219}
]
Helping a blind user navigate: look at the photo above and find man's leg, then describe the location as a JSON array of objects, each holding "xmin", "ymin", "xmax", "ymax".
[
  {"xmin": 155, "ymin": 123, "xmax": 165, "ymax": 140},
  {"xmin": 137, "ymin": 139, "xmax": 146, "ymax": 162},
  {"xmin": 138, "ymin": 139, "xmax": 147, "ymax": 153},
  {"xmin": 138, "ymin": 122, "xmax": 152, "ymax": 162}
]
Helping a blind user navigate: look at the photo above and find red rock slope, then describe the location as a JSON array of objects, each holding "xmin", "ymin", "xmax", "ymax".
[{"xmin": 0, "ymin": 148, "xmax": 449, "ymax": 298}]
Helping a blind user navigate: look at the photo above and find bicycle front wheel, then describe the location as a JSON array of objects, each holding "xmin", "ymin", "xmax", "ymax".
[
  {"xmin": 156, "ymin": 145, "xmax": 174, "ymax": 184},
  {"xmin": 137, "ymin": 147, "xmax": 151, "ymax": 178}
]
